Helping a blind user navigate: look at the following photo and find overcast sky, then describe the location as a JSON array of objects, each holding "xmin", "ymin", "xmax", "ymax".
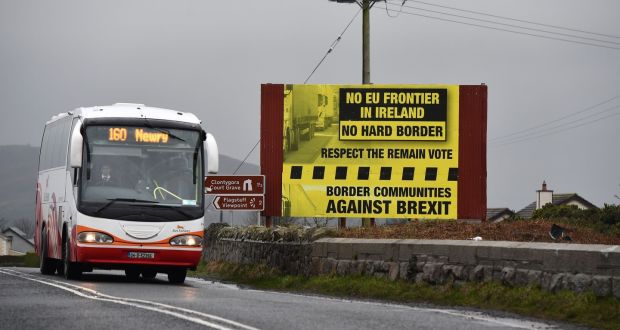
[{"xmin": 1, "ymin": 0, "xmax": 619, "ymax": 211}]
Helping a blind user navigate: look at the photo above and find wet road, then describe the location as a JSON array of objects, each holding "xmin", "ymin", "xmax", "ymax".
[{"xmin": 0, "ymin": 267, "xmax": 561, "ymax": 330}]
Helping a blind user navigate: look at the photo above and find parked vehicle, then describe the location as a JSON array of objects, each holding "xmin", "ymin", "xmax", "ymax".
[
  {"xmin": 315, "ymin": 85, "xmax": 334, "ymax": 131},
  {"xmin": 283, "ymin": 85, "xmax": 319, "ymax": 152}
]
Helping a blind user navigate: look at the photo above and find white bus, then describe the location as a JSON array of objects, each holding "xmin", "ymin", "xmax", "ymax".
[{"xmin": 35, "ymin": 103, "xmax": 219, "ymax": 284}]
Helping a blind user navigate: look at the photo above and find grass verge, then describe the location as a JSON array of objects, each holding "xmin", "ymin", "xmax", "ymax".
[
  {"xmin": 0, "ymin": 253, "xmax": 39, "ymax": 267},
  {"xmin": 191, "ymin": 261, "xmax": 620, "ymax": 330}
]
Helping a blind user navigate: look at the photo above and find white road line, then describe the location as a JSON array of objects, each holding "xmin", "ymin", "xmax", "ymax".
[
  {"xmin": 186, "ymin": 277, "xmax": 242, "ymax": 290},
  {"xmin": 239, "ymin": 287, "xmax": 555, "ymax": 330},
  {"xmin": 0, "ymin": 269, "xmax": 260, "ymax": 330},
  {"xmin": 188, "ymin": 276, "xmax": 553, "ymax": 329},
  {"xmin": 47, "ymin": 277, "xmax": 259, "ymax": 330}
]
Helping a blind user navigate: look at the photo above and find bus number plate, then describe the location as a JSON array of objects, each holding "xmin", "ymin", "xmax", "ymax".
[{"xmin": 128, "ymin": 252, "xmax": 155, "ymax": 259}]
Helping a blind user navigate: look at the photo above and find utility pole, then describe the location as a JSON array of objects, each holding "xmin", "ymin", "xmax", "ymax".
[
  {"xmin": 362, "ymin": 0, "xmax": 375, "ymax": 227},
  {"xmin": 330, "ymin": 0, "xmax": 377, "ymax": 228},
  {"xmin": 328, "ymin": 0, "xmax": 376, "ymax": 83},
  {"xmin": 362, "ymin": 0, "xmax": 372, "ymax": 84}
]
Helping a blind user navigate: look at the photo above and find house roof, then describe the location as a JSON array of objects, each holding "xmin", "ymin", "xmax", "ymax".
[
  {"xmin": 552, "ymin": 193, "xmax": 597, "ymax": 209},
  {"xmin": 486, "ymin": 208, "xmax": 514, "ymax": 221},
  {"xmin": 516, "ymin": 202, "xmax": 536, "ymax": 219},
  {"xmin": 2, "ymin": 227, "xmax": 34, "ymax": 247},
  {"xmin": 3, "ymin": 226, "xmax": 27, "ymax": 237},
  {"xmin": 516, "ymin": 193, "xmax": 597, "ymax": 219}
]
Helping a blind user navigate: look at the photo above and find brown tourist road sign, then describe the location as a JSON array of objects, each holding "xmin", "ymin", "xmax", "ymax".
[
  {"xmin": 212, "ymin": 195, "xmax": 265, "ymax": 211},
  {"xmin": 204, "ymin": 175, "xmax": 265, "ymax": 195}
]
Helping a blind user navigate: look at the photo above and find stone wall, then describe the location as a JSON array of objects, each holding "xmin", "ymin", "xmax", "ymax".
[
  {"xmin": 312, "ymin": 238, "xmax": 620, "ymax": 298},
  {"xmin": 203, "ymin": 233, "xmax": 620, "ymax": 298},
  {"xmin": 204, "ymin": 239, "xmax": 313, "ymax": 275}
]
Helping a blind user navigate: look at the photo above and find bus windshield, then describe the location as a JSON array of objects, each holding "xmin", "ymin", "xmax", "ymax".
[{"xmin": 78, "ymin": 125, "xmax": 204, "ymax": 221}]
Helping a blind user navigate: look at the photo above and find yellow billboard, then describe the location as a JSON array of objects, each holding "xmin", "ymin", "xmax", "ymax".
[{"xmin": 282, "ymin": 84, "xmax": 459, "ymax": 219}]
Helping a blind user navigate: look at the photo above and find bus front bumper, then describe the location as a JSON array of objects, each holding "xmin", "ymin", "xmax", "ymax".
[{"xmin": 76, "ymin": 244, "xmax": 202, "ymax": 268}]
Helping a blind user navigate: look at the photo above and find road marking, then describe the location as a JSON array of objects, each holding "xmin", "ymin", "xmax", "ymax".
[
  {"xmin": 0, "ymin": 269, "xmax": 260, "ymax": 330},
  {"xmin": 187, "ymin": 277, "xmax": 242, "ymax": 290},
  {"xmin": 239, "ymin": 287, "xmax": 556, "ymax": 329}
]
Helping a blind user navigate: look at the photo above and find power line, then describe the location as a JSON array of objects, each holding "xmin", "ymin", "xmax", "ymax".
[
  {"xmin": 490, "ymin": 104, "xmax": 620, "ymax": 146},
  {"xmin": 401, "ymin": 0, "xmax": 620, "ymax": 40},
  {"xmin": 490, "ymin": 106, "xmax": 620, "ymax": 147},
  {"xmin": 305, "ymin": 8, "xmax": 362, "ymax": 84},
  {"xmin": 231, "ymin": 10, "xmax": 361, "ymax": 186},
  {"xmin": 377, "ymin": 4, "xmax": 620, "ymax": 50},
  {"xmin": 489, "ymin": 95, "xmax": 620, "ymax": 142},
  {"xmin": 232, "ymin": 139, "xmax": 260, "ymax": 175},
  {"xmin": 210, "ymin": 10, "xmax": 365, "ymax": 212},
  {"xmin": 384, "ymin": 0, "xmax": 406, "ymax": 18},
  {"xmin": 385, "ymin": 1, "xmax": 620, "ymax": 46},
  {"xmin": 205, "ymin": 139, "xmax": 261, "ymax": 212}
]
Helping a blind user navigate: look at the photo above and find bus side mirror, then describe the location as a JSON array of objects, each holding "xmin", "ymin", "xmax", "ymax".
[
  {"xmin": 205, "ymin": 133, "xmax": 219, "ymax": 174},
  {"xmin": 69, "ymin": 122, "xmax": 83, "ymax": 168}
]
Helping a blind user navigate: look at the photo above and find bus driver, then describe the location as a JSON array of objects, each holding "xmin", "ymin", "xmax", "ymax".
[{"xmin": 97, "ymin": 164, "xmax": 117, "ymax": 186}]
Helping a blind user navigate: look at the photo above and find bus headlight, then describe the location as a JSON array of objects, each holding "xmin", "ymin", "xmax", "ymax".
[
  {"xmin": 170, "ymin": 235, "xmax": 202, "ymax": 247},
  {"xmin": 77, "ymin": 231, "xmax": 114, "ymax": 244}
]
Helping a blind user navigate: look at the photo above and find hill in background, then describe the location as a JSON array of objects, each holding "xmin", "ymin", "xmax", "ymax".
[{"xmin": 0, "ymin": 145, "xmax": 259, "ymax": 229}]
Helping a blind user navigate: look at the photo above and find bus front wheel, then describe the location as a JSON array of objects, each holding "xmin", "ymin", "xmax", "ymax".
[
  {"xmin": 62, "ymin": 235, "xmax": 81, "ymax": 280},
  {"xmin": 168, "ymin": 269, "xmax": 187, "ymax": 284},
  {"xmin": 125, "ymin": 269, "xmax": 140, "ymax": 281},
  {"xmin": 39, "ymin": 229, "xmax": 56, "ymax": 275},
  {"xmin": 142, "ymin": 270, "xmax": 157, "ymax": 279}
]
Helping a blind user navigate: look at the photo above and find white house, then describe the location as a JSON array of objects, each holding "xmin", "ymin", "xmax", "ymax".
[
  {"xmin": 0, "ymin": 232, "xmax": 12, "ymax": 256},
  {"xmin": 516, "ymin": 181, "xmax": 597, "ymax": 219},
  {"xmin": 1, "ymin": 227, "xmax": 35, "ymax": 255}
]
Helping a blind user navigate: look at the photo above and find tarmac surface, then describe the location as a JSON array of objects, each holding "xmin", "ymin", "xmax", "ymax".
[{"xmin": 0, "ymin": 267, "xmax": 566, "ymax": 330}]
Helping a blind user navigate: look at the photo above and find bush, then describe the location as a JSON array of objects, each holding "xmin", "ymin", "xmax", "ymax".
[
  {"xmin": 206, "ymin": 223, "xmax": 335, "ymax": 243},
  {"xmin": 532, "ymin": 204, "xmax": 620, "ymax": 237}
]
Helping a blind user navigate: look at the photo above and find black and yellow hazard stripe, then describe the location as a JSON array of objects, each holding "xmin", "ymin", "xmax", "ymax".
[{"xmin": 287, "ymin": 165, "xmax": 458, "ymax": 182}]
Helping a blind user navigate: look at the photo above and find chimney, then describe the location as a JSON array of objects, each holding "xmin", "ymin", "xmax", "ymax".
[{"xmin": 536, "ymin": 180, "xmax": 554, "ymax": 209}]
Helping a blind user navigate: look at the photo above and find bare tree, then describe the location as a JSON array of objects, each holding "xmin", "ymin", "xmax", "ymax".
[
  {"xmin": 13, "ymin": 218, "xmax": 35, "ymax": 238},
  {"xmin": 277, "ymin": 216, "xmax": 297, "ymax": 226},
  {"xmin": 237, "ymin": 212, "xmax": 260, "ymax": 226},
  {"xmin": 312, "ymin": 217, "xmax": 329, "ymax": 228}
]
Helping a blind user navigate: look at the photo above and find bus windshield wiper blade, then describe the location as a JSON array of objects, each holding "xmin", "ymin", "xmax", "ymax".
[
  {"xmin": 151, "ymin": 204, "xmax": 194, "ymax": 218},
  {"xmin": 156, "ymin": 127, "xmax": 186, "ymax": 142},
  {"xmin": 143, "ymin": 120, "xmax": 186, "ymax": 142},
  {"xmin": 94, "ymin": 198, "xmax": 158, "ymax": 214}
]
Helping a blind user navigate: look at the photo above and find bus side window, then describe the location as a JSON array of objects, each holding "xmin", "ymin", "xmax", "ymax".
[
  {"xmin": 59, "ymin": 119, "xmax": 71, "ymax": 168},
  {"xmin": 68, "ymin": 119, "xmax": 81, "ymax": 186},
  {"xmin": 39, "ymin": 128, "xmax": 50, "ymax": 170},
  {"xmin": 41, "ymin": 123, "xmax": 58, "ymax": 170},
  {"xmin": 49, "ymin": 123, "xmax": 61, "ymax": 168}
]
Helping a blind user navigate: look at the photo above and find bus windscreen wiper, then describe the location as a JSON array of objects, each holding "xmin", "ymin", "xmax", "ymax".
[
  {"xmin": 156, "ymin": 127, "xmax": 186, "ymax": 142},
  {"xmin": 143, "ymin": 120, "xmax": 186, "ymax": 142},
  {"xmin": 94, "ymin": 198, "xmax": 158, "ymax": 215},
  {"xmin": 150, "ymin": 204, "xmax": 194, "ymax": 218}
]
